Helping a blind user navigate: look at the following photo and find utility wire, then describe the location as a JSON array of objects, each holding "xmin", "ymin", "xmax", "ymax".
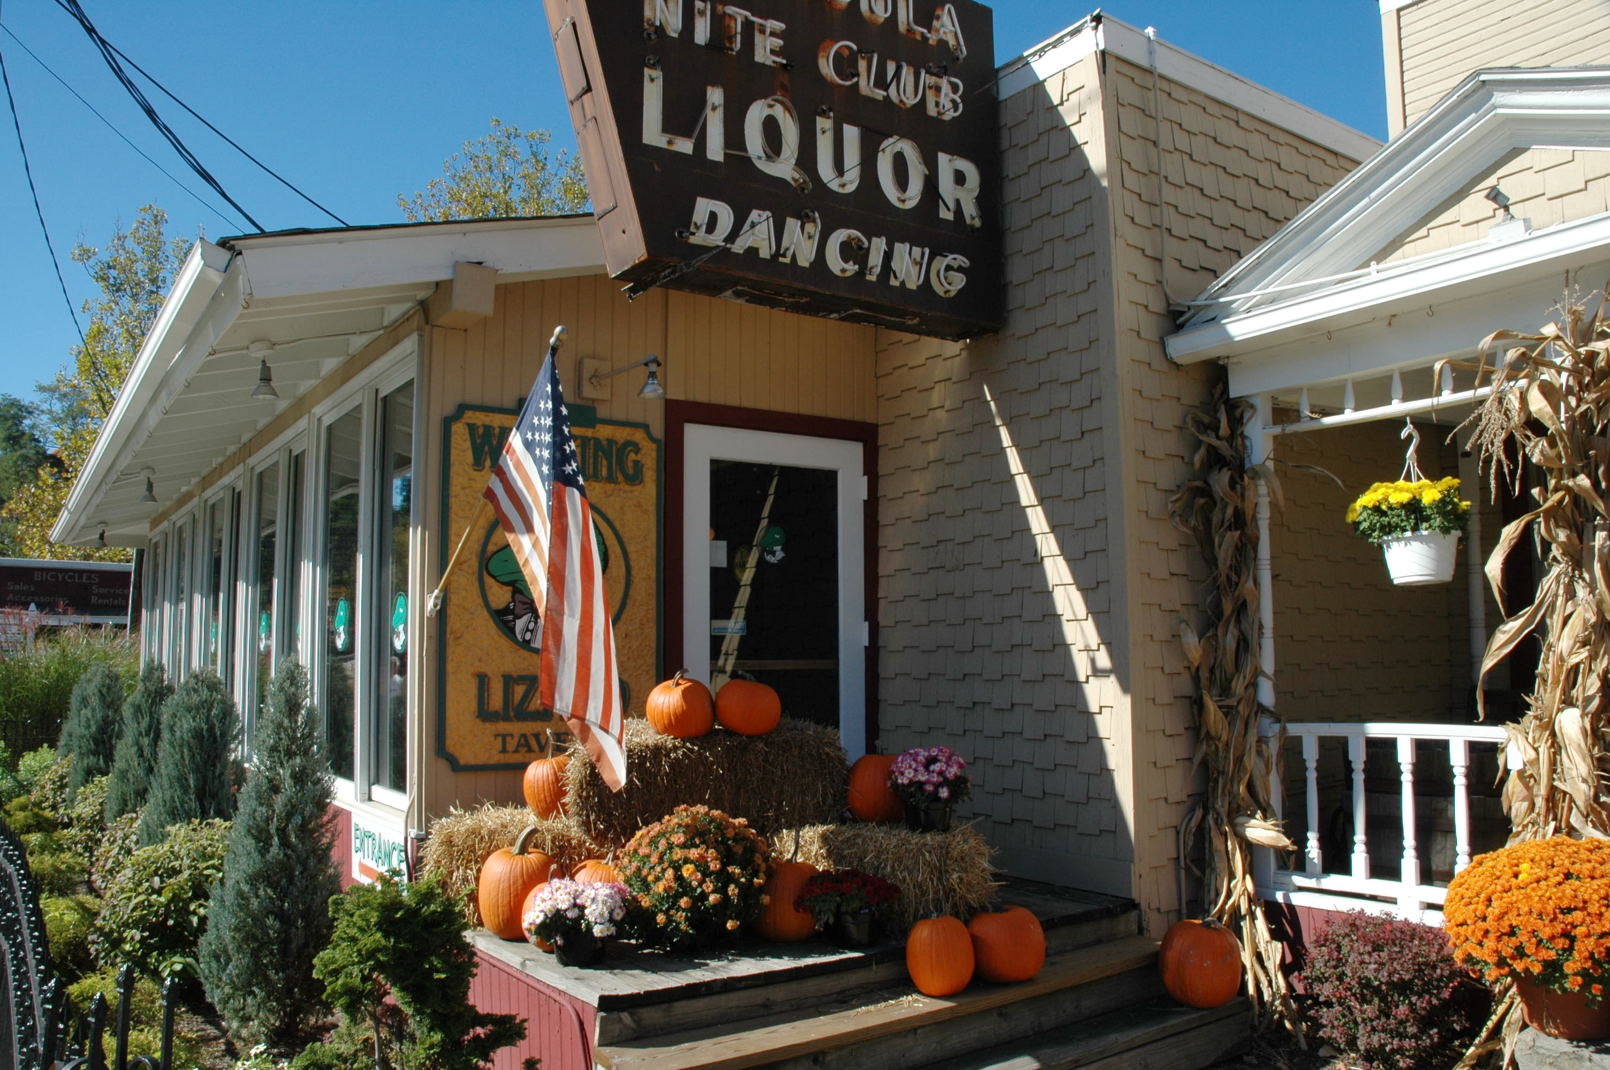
[
  {"xmin": 1, "ymin": 24, "xmax": 244, "ymax": 233},
  {"xmin": 51, "ymin": 0, "xmax": 348, "ymax": 228},
  {"xmin": 59, "ymin": 0, "xmax": 264, "ymax": 231},
  {"xmin": 0, "ymin": 33, "xmax": 85, "ymax": 345}
]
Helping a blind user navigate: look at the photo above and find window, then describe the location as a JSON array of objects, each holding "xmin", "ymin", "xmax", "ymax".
[
  {"xmin": 171, "ymin": 517, "xmax": 191, "ymax": 676},
  {"xmin": 321, "ymin": 408, "xmax": 362, "ymax": 783},
  {"xmin": 201, "ymin": 491, "xmax": 237, "ymax": 684},
  {"xmin": 244, "ymin": 460, "xmax": 280, "ymax": 751},
  {"xmin": 371, "ymin": 381, "xmax": 413, "ymax": 795},
  {"xmin": 144, "ymin": 534, "xmax": 167, "ymax": 666}
]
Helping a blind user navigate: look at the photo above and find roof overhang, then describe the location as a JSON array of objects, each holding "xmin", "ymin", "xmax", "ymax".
[{"xmin": 53, "ymin": 216, "xmax": 603, "ymax": 549}]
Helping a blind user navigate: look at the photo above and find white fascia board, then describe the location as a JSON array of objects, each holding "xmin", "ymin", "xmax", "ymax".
[
  {"xmin": 52, "ymin": 241, "xmax": 235, "ymax": 546},
  {"xmin": 227, "ymin": 217, "xmax": 603, "ymax": 301},
  {"xmin": 995, "ymin": 16, "xmax": 1379, "ymax": 162},
  {"xmin": 1378, "ymin": 0, "xmax": 1421, "ymax": 12},
  {"xmin": 1183, "ymin": 69, "xmax": 1610, "ymax": 320},
  {"xmin": 1168, "ymin": 210, "xmax": 1610, "ymax": 365}
]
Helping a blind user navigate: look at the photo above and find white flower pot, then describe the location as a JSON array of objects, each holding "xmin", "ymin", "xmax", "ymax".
[{"xmin": 1380, "ymin": 531, "xmax": 1459, "ymax": 586}]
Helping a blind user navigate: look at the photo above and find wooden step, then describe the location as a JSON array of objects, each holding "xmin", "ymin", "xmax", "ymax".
[
  {"xmin": 915, "ymin": 997, "xmax": 1251, "ymax": 1070},
  {"xmin": 594, "ymin": 936, "xmax": 1161, "ymax": 1070}
]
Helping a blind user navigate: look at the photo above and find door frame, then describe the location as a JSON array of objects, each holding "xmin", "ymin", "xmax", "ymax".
[{"xmin": 664, "ymin": 401, "xmax": 878, "ymax": 756}]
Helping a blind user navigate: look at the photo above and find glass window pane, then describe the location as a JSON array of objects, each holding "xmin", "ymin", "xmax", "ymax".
[
  {"xmin": 204, "ymin": 497, "xmax": 230, "ymax": 678},
  {"xmin": 250, "ymin": 464, "xmax": 279, "ymax": 751},
  {"xmin": 282, "ymin": 452, "xmax": 306, "ymax": 663},
  {"xmin": 172, "ymin": 522, "xmax": 190, "ymax": 675},
  {"xmin": 370, "ymin": 381, "xmax": 413, "ymax": 794},
  {"xmin": 322, "ymin": 413, "xmax": 361, "ymax": 781},
  {"xmin": 145, "ymin": 537, "xmax": 166, "ymax": 666}
]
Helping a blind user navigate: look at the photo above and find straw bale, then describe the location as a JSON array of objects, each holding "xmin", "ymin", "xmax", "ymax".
[
  {"xmin": 774, "ymin": 822, "xmax": 998, "ymax": 929},
  {"xmin": 566, "ymin": 718, "xmax": 848, "ymax": 846},
  {"xmin": 420, "ymin": 803, "xmax": 604, "ymax": 926}
]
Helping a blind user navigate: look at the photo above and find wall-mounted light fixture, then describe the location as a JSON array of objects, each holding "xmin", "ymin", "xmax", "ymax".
[
  {"xmin": 1484, "ymin": 185, "xmax": 1514, "ymax": 220},
  {"xmin": 588, "ymin": 354, "xmax": 666, "ymax": 400},
  {"xmin": 250, "ymin": 339, "xmax": 280, "ymax": 400},
  {"xmin": 140, "ymin": 469, "xmax": 157, "ymax": 504}
]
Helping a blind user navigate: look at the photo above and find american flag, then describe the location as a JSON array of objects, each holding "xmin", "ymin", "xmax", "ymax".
[{"xmin": 483, "ymin": 329, "xmax": 627, "ymax": 791}]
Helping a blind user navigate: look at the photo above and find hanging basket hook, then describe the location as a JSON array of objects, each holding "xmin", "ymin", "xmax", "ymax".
[{"xmin": 1399, "ymin": 417, "xmax": 1425, "ymax": 483}]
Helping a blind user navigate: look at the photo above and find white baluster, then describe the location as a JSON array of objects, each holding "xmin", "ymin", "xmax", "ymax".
[
  {"xmin": 1399, "ymin": 737, "xmax": 1420, "ymax": 913},
  {"xmin": 1450, "ymin": 739, "xmax": 1472, "ymax": 873},
  {"xmin": 1304, "ymin": 735, "xmax": 1322, "ymax": 876},
  {"xmin": 1350, "ymin": 734, "xmax": 1369, "ymax": 879}
]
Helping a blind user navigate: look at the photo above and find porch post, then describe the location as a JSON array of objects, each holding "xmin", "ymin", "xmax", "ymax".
[
  {"xmin": 1457, "ymin": 435, "xmax": 1486, "ymax": 685},
  {"xmin": 1248, "ymin": 396, "xmax": 1278, "ymax": 891}
]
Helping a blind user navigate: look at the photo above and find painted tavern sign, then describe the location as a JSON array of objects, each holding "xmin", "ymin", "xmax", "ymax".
[
  {"xmin": 437, "ymin": 404, "xmax": 660, "ymax": 771},
  {"xmin": 542, "ymin": 0, "xmax": 1001, "ymax": 340}
]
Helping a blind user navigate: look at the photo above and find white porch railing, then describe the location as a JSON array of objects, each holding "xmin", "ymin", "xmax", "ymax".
[{"xmin": 1255, "ymin": 720, "xmax": 1517, "ymax": 925}]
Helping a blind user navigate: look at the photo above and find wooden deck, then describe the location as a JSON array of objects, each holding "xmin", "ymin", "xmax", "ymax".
[{"xmin": 469, "ymin": 879, "xmax": 1249, "ymax": 1070}]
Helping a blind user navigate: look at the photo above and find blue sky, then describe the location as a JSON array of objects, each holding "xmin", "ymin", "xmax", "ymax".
[{"xmin": 0, "ymin": 1, "xmax": 1386, "ymax": 412}]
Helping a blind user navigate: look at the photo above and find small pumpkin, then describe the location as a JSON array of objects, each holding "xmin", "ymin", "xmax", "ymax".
[
  {"xmin": 571, "ymin": 858, "xmax": 623, "ymax": 884},
  {"xmin": 968, "ymin": 905, "xmax": 1045, "ymax": 983},
  {"xmin": 522, "ymin": 755, "xmax": 570, "ymax": 819},
  {"xmin": 715, "ymin": 676, "xmax": 781, "ymax": 736},
  {"xmin": 1158, "ymin": 917, "xmax": 1242, "ymax": 1008},
  {"xmin": 758, "ymin": 860, "xmax": 820, "ymax": 942},
  {"xmin": 847, "ymin": 753, "xmax": 903, "ymax": 823},
  {"xmin": 906, "ymin": 915, "xmax": 975, "ymax": 996},
  {"xmin": 646, "ymin": 670, "xmax": 715, "ymax": 738},
  {"xmin": 478, "ymin": 825, "xmax": 558, "ymax": 941}
]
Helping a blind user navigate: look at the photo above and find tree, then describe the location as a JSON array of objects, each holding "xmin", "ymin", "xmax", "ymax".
[
  {"xmin": 104, "ymin": 662, "xmax": 173, "ymax": 821},
  {"xmin": 200, "ymin": 662, "xmax": 340, "ymax": 1050},
  {"xmin": 0, "ymin": 395, "xmax": 58, "ymax": 553},
  {"xmin": 137, "ymin": 668, "xmax": 241, "ymax": 846},
  {"xmin": 0, "ymin": 204, "xmax": 187, "ymax": 561},
  {"xmin": 56, "ymin": 662, "xmax": 125, "ymax": 796},
  {"xmin": 398, "ymin": 118, "xmax": 589, "ymax": 222}
]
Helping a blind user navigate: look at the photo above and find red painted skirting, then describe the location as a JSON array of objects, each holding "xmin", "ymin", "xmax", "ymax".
[{"xmin": 469, "ymin": 948, "xmax": 598, "ymax": 1070}]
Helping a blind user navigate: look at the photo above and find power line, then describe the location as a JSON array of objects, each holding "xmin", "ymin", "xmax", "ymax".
[
  {"xmin": 58, "ymin": 0, "xmax": 264, "ymax": 231},
  {"xmin": 0, "ymin": 34, "xmax": 85, "ymax": 346},
  {"xmin": 0, "ymin": 23, "xmax": 244, "ymax": 233}
]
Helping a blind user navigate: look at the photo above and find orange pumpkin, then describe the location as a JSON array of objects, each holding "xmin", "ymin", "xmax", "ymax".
[
  {"xmin": 521, "ymin": 881, "xmax": 554, "ymax": 951},
  {"xmin": 478, "ymin": 825, "xmax": 558, "ymax": 940},
  {"xmin": 968, "ymin": 906, "xmax": 1045, "ymax": 983},
  {"xmin": 758, "ymin": 860, "xmax": 820, "ymax": 942},
  {"xmin": 847, "ymin": 753, "xmax": 903, "ymax": 823},
  {"xmin": 715, "ymin": 677, "xmax": 781, "ymax": 736},
  {"xmin": 571, "ymin": 858, "xmax": 623, "ymax": 884},
  {"xmin": 1159, "ymin": 917, "xmax": 1242, "ymax": 1008},
  {"xmin": 522, "ymin": 755, "xmax": 569, "ymax": 819},
  {"xmin": 646, "ymin": 670, "xmax": 715, "ymax": 738},
  {"xmin": 906, "ymin": 916, "xmax": 975, "ymax": 996}
]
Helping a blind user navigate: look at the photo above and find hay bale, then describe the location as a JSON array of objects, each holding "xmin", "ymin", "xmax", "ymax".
[
  {"xmin": 774, "ymin": 823, "xmax": 998, "ymax": 930},
  {"xmin": 420, "ymin": 804, "xmax": 604, "ymax": 926},
  {"xmin": 567, "ymin": 718, "xmax": 848, "ymax": 846}
]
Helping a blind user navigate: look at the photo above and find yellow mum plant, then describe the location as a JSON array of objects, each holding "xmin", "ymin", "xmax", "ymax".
[
  {"xmin": 1443, "ymin": 837, "xmax": 1610, "ymax": 1004},
  {"xmin": 1345, "ymin": 476, "xmax": 1471, "ymax": 544}
]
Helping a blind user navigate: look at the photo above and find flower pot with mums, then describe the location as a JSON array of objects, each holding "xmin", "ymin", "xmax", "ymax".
[
  {"xmin": 1443, "ymin": 836, "xmax": 1610, "ymax": 1040},
  {"xmin": 889, "ymin": 746, "xmax": 970, "ymax": 831},
  {"xmin": 616, "ymin": 804, "xmax": 771, "ymax": 951},
  {"xmin": 1345, "ymin": 421, "xmax": 1471, "ymax": 586},
  {"xmin": 795, "ymin": 868, "xmax": 901, "ymax": 946},
  {"xmin": 522, "ymin": 878, "xmax": 629, "ymax": 967}
]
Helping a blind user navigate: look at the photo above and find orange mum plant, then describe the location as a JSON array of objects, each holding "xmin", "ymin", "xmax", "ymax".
[{"xmin": 1443, "ymin": 837, "xmax": 1610, "ymax": 1004}]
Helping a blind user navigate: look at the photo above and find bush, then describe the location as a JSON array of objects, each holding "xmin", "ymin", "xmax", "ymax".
[
  {"xmin": 201, "ymin": 662, "xmax": 340, "ymax": 1049},
  {"xmin": 304, "ymin": 873, "xmax": 526, "ymax": 1070},
  {"xmin": 57, "ymin": 774, "xmax": 111, "ymax": 861},
  {"xmin": 26, "ymin": 844, "xmax": 87, "ymax": 896},
  {"xmin": 137, "ymin": 670, "xmax": 241, "ymax": 846},
  {"xmin": 1301, "ymin": 910, "xmax": 1487, "ymax": 1070},
  {"xmin": 66, "ymin": 966, "xmax": 207, "ymax": 1069},
  {"xmin": 105, "ymin": 663, "xmax": 171, "ymax": 821},
  {"xmin": 0, "ymin": 627, "xmax": 138, "ymax": 756},
  {"xmin": 92, "ymin": 818, "xmax": 230, "ymax": 980},
  {"xmin": 90, "ymin": 810, "xmax": 141, "ymax": 896},
  {"xmin": 58, "ymin": 662, "xmax": 125, "ymax": 795},
  {"xmin": 42, "ymin": 893, "xmax": 100, "ymax": 979}
]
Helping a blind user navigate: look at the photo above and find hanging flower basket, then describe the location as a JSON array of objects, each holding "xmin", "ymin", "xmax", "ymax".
[{"xmin": 1380, "ymin": 531, "xmax": 1460, "ymax": 586}]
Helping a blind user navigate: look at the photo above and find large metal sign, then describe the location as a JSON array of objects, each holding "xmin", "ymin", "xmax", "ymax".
[{"xmin": 542, "ymin": 0, "xmax": 1001, "ymax": 340}]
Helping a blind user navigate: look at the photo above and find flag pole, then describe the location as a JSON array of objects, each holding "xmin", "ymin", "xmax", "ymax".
[{"xmin": 427, "ymin": 325, "xmax": 569, "ymax": 617}]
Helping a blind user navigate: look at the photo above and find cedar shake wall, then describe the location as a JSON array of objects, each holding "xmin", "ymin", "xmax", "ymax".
[
  {"xmin": 1374, "ymin": 148, "xmax": 1610, "ymax": 265},
  {"xmin": 1104, "ymin": 57, "xmax": 1360, "ymax": 928},
  {"xmin": 874, "ymin": 49, "xmax": 1358, "ymax": 927},
  {"xmin": 1386, "ymin": 0, "xmax": 1610, "ymax": 134},
  {"xmin": 418, "ymin": 276, "xmax": 876, "ymax": 819}
]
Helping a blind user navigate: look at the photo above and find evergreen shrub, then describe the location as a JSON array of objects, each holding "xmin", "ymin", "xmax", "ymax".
[
  {"xmin": 137, "ymin": 669, "xmax": 241, "ymax": 846},
  {"xmin": 104, "ymin": 663, "xmax": 171, "ymax": 821},
  {"xmin": 57, "ymin": 662, "xmax": 125, "ymax": 794},
  {"xmin": 297, "ymin": 873, "xmax": 528, "ymax": 1070},
  {"xmin": 200, "ymin": 662, "xmax": 341, "ymax": 1050},
  {"xmin": 41, "ymin": 893, "xmax": 100, "ymax": 978},
  {"xmin": 1301, "ymin": 910, "xmax": 1486, "ymax": 1070},
  {"xmin": 92, "ymin": 817, "xmax": 230, "ymax": 980}
]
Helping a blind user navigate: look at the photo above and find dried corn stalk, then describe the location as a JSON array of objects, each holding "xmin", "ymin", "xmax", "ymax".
[
  {"xmin": 1443, "ymin": 288, "xmax": 1610, "ymax": 1069},
  {"xmin": 1170, "ymin": 380, "xmax": 1303, "ymax": 1037}
]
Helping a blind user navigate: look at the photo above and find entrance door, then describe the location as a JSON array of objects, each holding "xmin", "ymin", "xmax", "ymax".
[{"xmin": 682, "ymin": 424, "xmax": 866, "ymax": 757}]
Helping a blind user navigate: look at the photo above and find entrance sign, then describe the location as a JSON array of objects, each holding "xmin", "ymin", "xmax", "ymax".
[
  {"xmin": 437, "ymin": 405, "xmax": 660, "ymax": 771},
  {"xmin": 350, "ymin": 809, "xmax": 408, "ymax": 884},
  {"xmin": 541, "ymin": 0, "xmax": 1001, "ymax": 341}
]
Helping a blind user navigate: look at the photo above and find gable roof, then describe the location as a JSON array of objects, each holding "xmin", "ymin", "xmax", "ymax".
[{"xmin": 1170, "ymin": 66, "xmax": 1610, "ymax": 343}]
